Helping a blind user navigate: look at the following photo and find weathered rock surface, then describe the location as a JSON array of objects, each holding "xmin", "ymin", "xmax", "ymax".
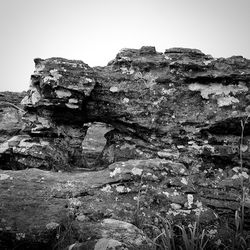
[
  {"xmin": 1, "ymin": 46, "xmax": 250, "ymax": 248},
  {"xmin": 0, "ymin": 92, "xmax": 26, "ymax": 143},
  {"xmin": 0, "ymin": 168, "xmax": 149, "ymax": 249},
  {"xmin": 3, "ymin": 47, "xmax": 250, "ymax": 171},
  {"xmin": 0, "ymin": 158, "xmax": 248, "ymax": 249}
]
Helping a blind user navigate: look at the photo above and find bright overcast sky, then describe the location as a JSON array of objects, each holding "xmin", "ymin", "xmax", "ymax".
[{"xmin": 0, "ymin": 0, "xmax": 250, "ymax": 91}]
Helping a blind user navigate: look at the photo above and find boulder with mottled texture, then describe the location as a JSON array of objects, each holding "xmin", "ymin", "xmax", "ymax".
[{"xmin": 1, "ymin": 47, "xmax": 250, "ymax": 248}]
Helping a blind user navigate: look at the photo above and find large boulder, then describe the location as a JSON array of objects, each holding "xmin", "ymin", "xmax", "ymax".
[
  {"xmin": 2, "ymin": 47, "xmax": 250, "ymax": 172},
  {"xmin": 0, "ymin": 47, "xmax": 250, "ymax": 248}
]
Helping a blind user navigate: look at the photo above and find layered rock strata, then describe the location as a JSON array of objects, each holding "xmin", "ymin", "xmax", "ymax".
[{"xmin": 0, "ymin": 47, "xmax": 250, "ymax": 248}]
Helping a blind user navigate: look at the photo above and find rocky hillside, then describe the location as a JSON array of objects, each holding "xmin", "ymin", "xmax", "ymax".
[{"xmin": 0, "ymin": 47, "xmax": 250, "ymax": 249}]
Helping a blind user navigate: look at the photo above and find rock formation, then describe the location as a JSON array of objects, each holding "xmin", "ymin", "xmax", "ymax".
[{"xmin": 0, "ymin": 46, "xmax": 250, "ymax": 249}]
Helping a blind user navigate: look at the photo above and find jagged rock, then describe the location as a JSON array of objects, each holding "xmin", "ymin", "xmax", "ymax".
[
  {"xmin": 0, "ymin": 135, "xmax": 74, "ymax": 170},
  {"xmin": 3, "ymin": 46, "xmax": 250, "ymax": 171},
  {"xmin": 0, "ymin": 92, "xmax": 26, "ymax": 143},
  {"xmin": 1, "ymin": 46, "xmax": 250, "ymax": 248}
]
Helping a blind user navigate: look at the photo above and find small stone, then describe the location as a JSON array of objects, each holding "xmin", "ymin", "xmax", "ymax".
[
  {"xmin": 180, "ymin": 177, "xmax": 188, "ymax": 185},
  {"xmin": 68, "ymin": 98, "xmax": 78, "ymax": 104},
  {"xmin": 240, "ymin": 144, "xmax": 248, "ymax": 152},
  {"xmin": 65, "ymin": 103, "xmax": 78, "ymax": 109},
  {"xmin": 109, "ymin": 86, "xmax": 118, "ymax": 92},
  {"xmin": 131, "ymin": 167, "xmax": 143, "ymax": 176},
  {"xmin": 241, "ymin": 172, "xmax": 249, "ymax": 179},
  {"xmin": 76, "ymin": 215, "xmax": 88, "ymax": 222},
  {"xmin": 116, "ymin": 186, "xmax": 125, "ymax": 193},
  {"xmin": 16, "ymin": 233, "xmax": 26, "ymax": 240},
  {"xmin": 187, "ymin": 194, "xmax": 194, "ymax": 208},
  {"xmin": 170, "ymin": 203, "xmax": 182, "ymax": 210},
  {"xmin": 122, "ymin": 97, "xmax": 129, "ymax": 103},
  {"xmin": 101, "ymin": 185, "xmax": 113, "ymax": 193},
  {"xmin": 55, "ymin": 89, "xmax": 71, "ymax": 98},
  {"xmin": 232, "ymin": 174, "xmax": 239, "ymax": 179},
  {"xmin": 232, "ymin": 167, "xmax": 240, "ymax": 172},
  {"xmin": 46, "ymin": 222, "xmax": 60, "ymax": 230},
  {"xmin": 31, "ymin": 89, "xmax": 41, "ymax": 104},
  {"xmin": 110, "ymin": 167, "xmax": 122, "ymax": 177},
  {"xmin": 0, "ymin": 174, "xmax": 10, "ymax": 181}
]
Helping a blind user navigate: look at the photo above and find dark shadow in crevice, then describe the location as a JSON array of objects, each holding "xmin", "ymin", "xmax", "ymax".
[{"xmin": 201, "ymin": 117, "xmax": 250, "ymax": 136}]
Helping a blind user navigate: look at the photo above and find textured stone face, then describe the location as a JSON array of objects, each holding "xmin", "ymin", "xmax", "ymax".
[
  {"xmin": 0, "ymin": 46, "xmax": 250, "ymax": 248},
  {"xmin": 0, "ymin": 92, "xmax": 26, "ymax": 148},
  {"xmin": 1, "ymin": 46, "xmax": 250, "ymax": 171}
]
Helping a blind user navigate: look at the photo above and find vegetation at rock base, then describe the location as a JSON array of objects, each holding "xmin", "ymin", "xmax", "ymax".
[
  {"xmin": 131, "ymin": 210, "xmax": 250, "ymax": 250},
  {"xmin": 130, "ymin": 169, "xmax": 250, "ymax": 250}
]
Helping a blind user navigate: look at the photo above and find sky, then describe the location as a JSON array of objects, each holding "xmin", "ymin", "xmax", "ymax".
[{"xmin": 0, "ymin": 0, "xmax": 250, "ymax": 92}]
